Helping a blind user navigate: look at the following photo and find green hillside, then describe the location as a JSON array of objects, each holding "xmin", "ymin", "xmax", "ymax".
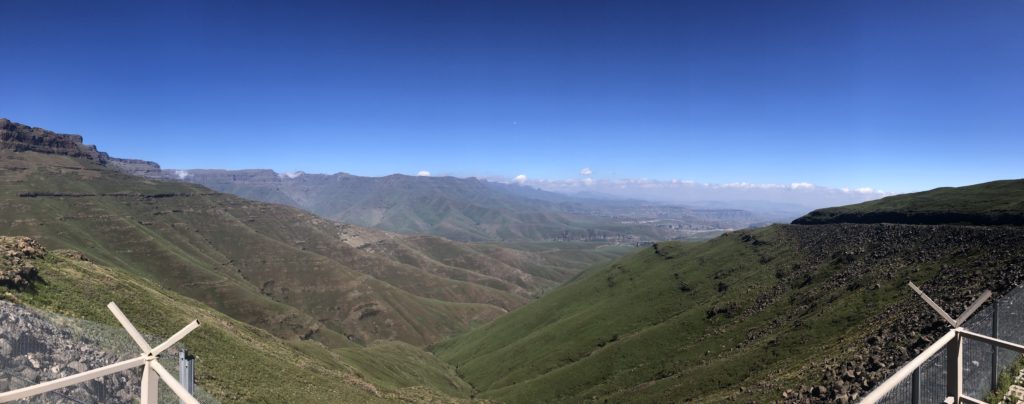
[
  {"xmin": 0, "ymin": 119, "xmax": 627, "ymax": 348},
  {"xmin": 435, "ymin": 223, "xmax": 1024, "ymax": 402},
  {"xmin": 0, "ymin": 236, "xmax": 468, "ymax": 403},
  {"xmin": 794, "ymin": 179, "xmax": 1024, "ymax": 226}
]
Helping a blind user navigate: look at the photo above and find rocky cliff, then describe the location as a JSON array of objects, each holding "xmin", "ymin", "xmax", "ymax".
[
  {"xmin": 0, "ymin": 119, "xmax": 109, "ymax": 164},
  {"xmin": 106, "ymin": 158, "xmax": 163, "ymax": 177}
]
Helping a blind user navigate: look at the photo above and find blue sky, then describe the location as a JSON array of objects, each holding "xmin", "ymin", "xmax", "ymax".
[{"xmin": 2, "ymin": 0, "xmax": 1022, "ymax": 194}]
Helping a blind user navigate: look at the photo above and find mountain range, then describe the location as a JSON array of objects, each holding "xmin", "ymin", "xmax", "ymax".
[
  {"xmin": 3, "ymin": 118, "xmax": 1024, "ymax": 403},
  {"xmin": 112, "ymin": 162, "xmax": 781, "ymax": 243},
  {"xmin": 0, "ymin": 118, "xmax": 626, "ymax": 348}
]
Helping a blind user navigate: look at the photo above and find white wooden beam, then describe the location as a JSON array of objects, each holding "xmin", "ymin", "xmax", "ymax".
[
  {"xmin": 0, "ymin": 356, "xmax": 146, "ymax": 402},
  {"xmin": 150, "ymin": 320, "xmax": 200, "ymax": 356},
  {"xmin": 954, "ymin": 290, "xmax": 992, "ymax": 327},
  {"xmin": 947, "ymin": 331, "xmax": 963, "ymax": 404},
  {"xmin": 960, "ymin": 329, "xmax": 1024, "ymax": 354},
  {"xmin": 152, "ymin": 360, "xmax": 201, "ymax": 404},
  {"xmin": 141, "ymin": 361, "xmax": 158, "ymax": 404},
  {"xmin": 107, "ymin": 302, "xmax": 152, "ymax": 352},
  {"xmin": 861, "ymin": 329, "xmax": 958, "ymax": 404},
  {"xmin": 908, "ymin": 282, "xmax": 957, "ymax": 326}
]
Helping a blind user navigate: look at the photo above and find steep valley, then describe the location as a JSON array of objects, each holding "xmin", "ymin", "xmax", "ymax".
[
  {"xmin": 0, "ymin": 118, "xmax": 627, "ymax": 349},
  {"xmin": 5, "ymin": 118, "xmax": 1024, "ymax": 403}
]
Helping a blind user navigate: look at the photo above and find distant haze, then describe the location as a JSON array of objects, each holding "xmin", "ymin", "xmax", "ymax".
[{"xmin": 505, "ymin": 177, "xmax": 889, "ymax": 214}]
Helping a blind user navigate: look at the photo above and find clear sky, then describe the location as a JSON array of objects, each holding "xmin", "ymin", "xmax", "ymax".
[{"xmin": 2, "ymin": 0, "xmax": 1022, "ymax": 194}]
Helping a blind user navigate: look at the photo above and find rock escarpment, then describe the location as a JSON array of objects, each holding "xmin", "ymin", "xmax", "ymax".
[
  {"xmin": 0, "ymin": 119, "xmax": 109, "ymax": 164},
  {"xmin": 107, "ymin": 158, "xmax": 163, "ymax": 177}
]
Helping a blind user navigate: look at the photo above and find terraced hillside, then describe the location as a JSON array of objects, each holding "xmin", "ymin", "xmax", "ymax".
[
  {"xmin": 0, "ymin": 118, "xmax": 627, "ymax": 348},
  {"xmin": 0, "ymin": 236, "xmax": 470, "ymax": 402},
  {"xmin": 435, "ymin": 185, "xmax": 1024, "ymax": 402}
]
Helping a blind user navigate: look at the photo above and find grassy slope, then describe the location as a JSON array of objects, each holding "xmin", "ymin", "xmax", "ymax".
[
  {"xmin": 794, "ymin": 179, "xmax": 1024, "ymax": 225},
  {"xmin": 3, "ymin": 244, "xmax": 469, "ymax": 403},
  {"xmin": 0, "ymin": 151, "xmax": 620, "ymax": 347},
  {"xmin": 435, "ymin": 223, "xmax": 1024, "ymax": 402}
]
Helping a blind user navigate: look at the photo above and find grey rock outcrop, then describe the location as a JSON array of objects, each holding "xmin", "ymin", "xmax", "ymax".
[{"xmin": 0, "ymin": 237, "xmax": 43, "ymax": 289}]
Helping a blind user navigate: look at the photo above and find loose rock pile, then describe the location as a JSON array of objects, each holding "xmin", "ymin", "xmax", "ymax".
[
  {"xmin": 781, "ymin": 223, "xmax": 1024, "ymax": 403},
  {"xmin": 0, "ymin": 301, "xmax": 141, "ymax": 403},
  {"xmin": 0, "ymin": 236, "xmax": 43, "ymax": 289}
]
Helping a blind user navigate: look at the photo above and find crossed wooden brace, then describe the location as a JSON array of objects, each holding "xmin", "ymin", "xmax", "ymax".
[
  {"xmin": 908, "ymin": 281, "xmax": 991, "ymax": 328},
  {"xmin": 0, "ymin": 302, "xmax": 200, "ymax": 404}
]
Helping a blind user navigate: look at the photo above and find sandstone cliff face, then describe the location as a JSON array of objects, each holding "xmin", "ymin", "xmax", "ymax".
[{"xmin": 0, "ymin": 119, "xmax": 109, "ymax": 164}]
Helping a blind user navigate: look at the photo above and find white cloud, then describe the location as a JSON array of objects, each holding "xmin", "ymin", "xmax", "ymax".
[
  {"xmin": 416, "ymin": 170, "xmax": 431, "ymax": 177},
  {"xmin": 580, "ymin": 167, "xmax": 592, "ymax": 176},
  {"xmin": 790, "ymin": 182, "xmax": 815, "ymax": 190},
  {"xmin": 514, "ymin": 174, "xmax": 527, "ymax": 184},
  {"xmin": 582, "ymin": 177, "xmax": 594, "ymax": 186},
  {"xmin": 840, "ymin": 187, "xmax": 879, "ymax": 194},
  {"xmin": 174, "ymin": 170, "xmax": 190, "ymax": 180}
]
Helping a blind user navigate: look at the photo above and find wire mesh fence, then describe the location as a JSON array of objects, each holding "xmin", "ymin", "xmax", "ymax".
[
  {"xmin": 872, "ymin": 286, "xmax": 1024, "ymax": 403},
  {"xmin": 0, "ymin": 300, "xmax": 218, "ymax": 403}
]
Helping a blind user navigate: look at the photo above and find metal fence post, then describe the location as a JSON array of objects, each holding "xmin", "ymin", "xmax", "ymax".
[
  {"xmin": 912, "ymin": 367, "xmax": 921, "ymax": 404},
  {"xmin": 947, "ymin": 331, "xmax": 963, "ymax": 404},
  {"xmin": 992, "ymin": 300, "xmax": 999, "ymax": 390},
  {"xmin": 179, "ymin": 350, "xmax": 195, "ymax": 403}
]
